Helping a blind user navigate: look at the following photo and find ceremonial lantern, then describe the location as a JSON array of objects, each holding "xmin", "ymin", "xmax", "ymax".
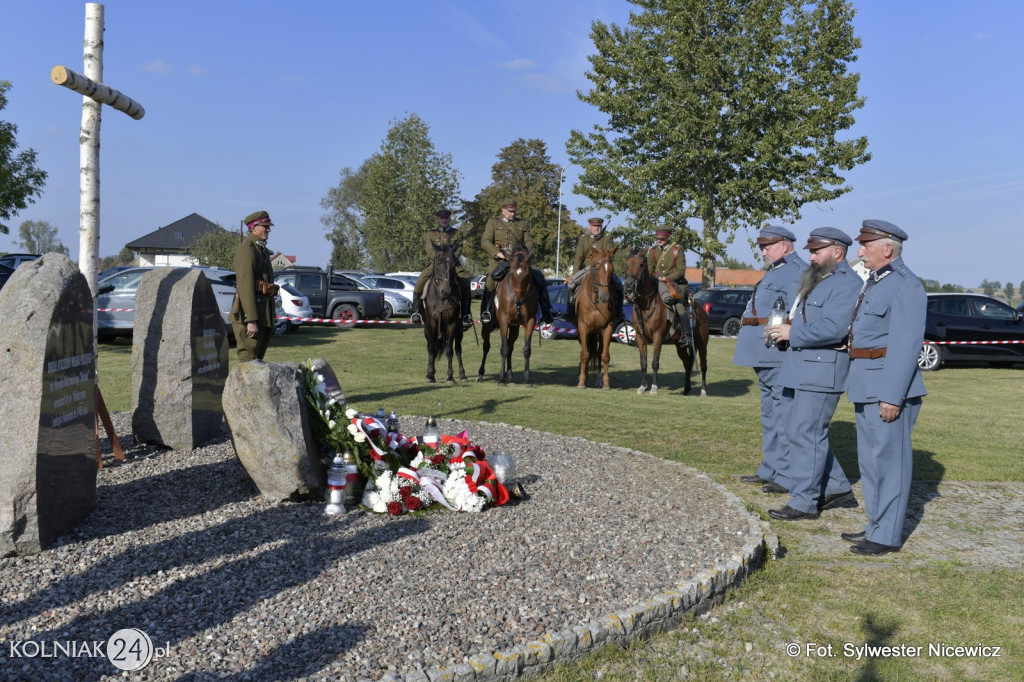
[
  {"xmin": 488, "ymin": 451, "xmax": 517, "ymax": 485},
  {"xmin": 324, "ymin": 452, "xmax": 347, "ymax": 515},
  {"xmin": 422, "ymin": 416, "xmax": 440, "ymax": 448},
  {"xmin": 375, "ymin": 407, "xmax": 387, "ymax": 421},
  {"xmin": 386, "ymin": 411, "xmax": 400, "ymax": 433},
  {"xmin": 766, "ymin": 296, "xmax": 787, "ymax": 349},
  {"xmin": 342, "ymin": 448, "xmax": 360, "ymax": 505}
]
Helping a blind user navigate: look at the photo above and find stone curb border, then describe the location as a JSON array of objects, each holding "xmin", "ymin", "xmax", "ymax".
[{"xmin": 374, "ymin": 420, "xmax": 780, "ymax": 682}]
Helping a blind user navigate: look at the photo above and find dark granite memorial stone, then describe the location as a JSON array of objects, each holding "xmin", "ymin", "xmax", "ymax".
[{"xmin": 0, "ymin": 253, "xmax": 97, "ymax": 556}]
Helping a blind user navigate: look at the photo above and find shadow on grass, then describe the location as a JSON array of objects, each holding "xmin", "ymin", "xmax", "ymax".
[{"xmin": 855, "ymin": 612, "xmax": 900, "ymax": 681}]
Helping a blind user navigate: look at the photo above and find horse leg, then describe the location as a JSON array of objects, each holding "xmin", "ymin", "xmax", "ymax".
[
  {"xmin": 455, "ymin": 329, "xmax": 467, "ymax": 381},
  {"xmin": 522, "ymin": 321, "xmax": 534, "ymax": 387},
  {"xmin": 444, "ymin": 333, "xmax": 456, "ymax": 385},
  {"xmin": 676, "ymin": 340, "xmax": 693, "ymax": 395},
  {"xmin": 425, "ymin": 329, "xmax": 438, "ymax": 383},
  {"xmin": 636, "ymin": 334, "xmax": 649, "ymax": 394},
  {"xmin": 476, "ymin": 324, "xmax": 491, "ymax": 381},
  {"xmin": 601, "ymin": 324, "xmax": 612, "ymax": 390},
  {"xmin": 698, "ymin": 324, "xmax": 709, "ymax": 397},
  {"xmin": 576, "ymin": 326, "xmax": 589, "ymax": 389},
  {"xmin": 650, "ymin": 335, "xmax": 664, "ymax": 395},
  {"xmin": 498, "ymin": 327, "xmax": 512, "ymax": 386}
]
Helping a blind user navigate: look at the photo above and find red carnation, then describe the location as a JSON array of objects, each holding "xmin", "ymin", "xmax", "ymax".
[
  {"xmin": 405, "ymin": 496, "xmax": 422, "ymax": 511},
  {"xmin": 399, "ymin": 486, "xmax": 412, "ymax": 499},
  {"xmin": 430, "ymin": 455, "xmax": 446, "ymax": 465},
  {"xmin": 386, "ymin": 501, "xmax": 403, "ymax": 515}
]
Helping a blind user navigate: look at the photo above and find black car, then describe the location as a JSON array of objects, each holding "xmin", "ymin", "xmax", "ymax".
[
  {"xmin": 918, "ymin": 293, "xmax": 1024, "ymax": 370},
  {"xmin": 541, "ymin": 284, "xmax": 636, "ymax": 345},
  {"xmin": 692, "ymin": 286, "xmax": 754, "ymax": 336},
  {"xmin": 0, "ymin": 263, "xmax": 14, "ymax": 290}
]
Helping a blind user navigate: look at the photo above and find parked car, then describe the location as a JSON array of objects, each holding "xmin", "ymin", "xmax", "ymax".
[
  {"xmin": 540, "ymin": 284, "xmax": 637, "ymax": 345},
  {"xmin": 692, "ymin": 286, "xmax": 754, "ymax": 336},
  {"xmin": 918, "ymin": 293, "xmax": 1024, "ymax": 371},
  {"xmin": 358, "ymin": 274, "xmax": 416, "ymax": 302},
  {"xmin": 0, "ymin": 253, "xmax": 40, "ymax": 270},
  {"xmin": 0, "ymin": 263, "xmax": 13, "ymax": 290},
  {"xmin": 97, "ymin": 264, "xmax": 137, "ymax": 279},
  {"xmin": 274, "ymin": 283, "xmax": 314, "ymax": 335},
  {"xmin": 274, "ymin": 266, "xmax": 385, "ymax": 327},
  {"xmin": 95, "ymin": 266, "xmax": 237, "ymax": 341},
  {"xmin": 470, "ymin": 274, "xmax": 487, "ymax": 298}
]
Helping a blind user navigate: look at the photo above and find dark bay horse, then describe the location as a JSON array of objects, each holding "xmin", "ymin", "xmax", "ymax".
[
  {"xmin": 623, "ymin": 246, "xmax": 709, "ymax": 396},
  {"xmin": 476, "ymin": 246, "xmax": 539, "ymax": 386},
  {"xmin": 422, "ymin": 242, "xmax": 467, "ymax": 384},
  {"xmin": 574, "ymin": 246, "xmax": 618, "ymax": 389}
]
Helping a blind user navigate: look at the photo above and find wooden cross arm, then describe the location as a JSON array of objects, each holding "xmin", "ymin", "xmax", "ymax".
[{"xmin": 50, "ymin": 65, "xmax": 145, "ymax": 120}]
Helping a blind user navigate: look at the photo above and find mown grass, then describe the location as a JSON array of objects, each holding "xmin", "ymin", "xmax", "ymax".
[{"xmin": 96, "ymin": 311, "xmax": 1023, "ymax": 680}]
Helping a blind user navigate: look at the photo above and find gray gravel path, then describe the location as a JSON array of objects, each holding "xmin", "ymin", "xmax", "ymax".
[{"xmin": 0, "ymin": 414, "xmax": 758, "ymax": 680}]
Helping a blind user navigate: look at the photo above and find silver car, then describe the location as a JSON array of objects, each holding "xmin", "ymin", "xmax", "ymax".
[
  {"xmin": 96, "ymin": 266, "xmax": 237, "ymax": 341},
  {"xmin": 358, "ymin": 275, "xmax": 416, "ymax": 303},
  {"xmin": 274, "ymin": 282, "xmax": 314, "ymax": 334}
]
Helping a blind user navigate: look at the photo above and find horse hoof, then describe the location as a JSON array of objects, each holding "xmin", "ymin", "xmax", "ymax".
[
  {"xmin": 524, "ymin": 383, "xmax": 532, "ymax": 389},
  {"xmin": 446, "ymin": 380, "xmax": 455, "ymax": 386},
  {"xmin": 426, "ymin": 377, "xmax": 436, "ymax": 383},
  {"xmin": 476, "ymin": 375, "xmax": 484, "ymax": 383},
  {"xmin": 637, "ymin": 387, "xmax": 646, "ymax": 395},
  {"xmin": 576, "ymin": 384, "xmax": 586, "ymax": 389},
  {"xmin": 602, "ymin": 386, "xmax": 611, "ymax": 390},
  {"xmin": 650, "ymin": 387, "xmax": 658, "ymax": 395},
  {"xmin": 700, "ymin": 389, "xmax": 707, "ymax": 397}
]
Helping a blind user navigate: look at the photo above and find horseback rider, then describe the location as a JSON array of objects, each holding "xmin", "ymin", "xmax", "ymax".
[
  {"xmin": 478, "ymin": 199, "xmax": 554, "ymax": 325},
  {"xmin": 649, "ymin": 227, "xmax": 692, "ymax": 341},
  {"xmin": 565, "ymin": 217, "xmax": 625, "ymax": 324},
  {"xmin": 410, "ymin": 208, "xmax": 473, "ymax": 327}
]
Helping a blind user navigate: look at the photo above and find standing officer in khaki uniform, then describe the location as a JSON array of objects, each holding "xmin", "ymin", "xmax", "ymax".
[
  {"xmin": 478, "ymin": 199, "xmax": 554, "ymax": 324},
  {"xmin": 648, "ymin": 227, "xmax": 690, "ymax": 339},
  {"xmin": 410, "ymin": 209, "xmax": 473, "ymax": 327},
  {"xmin": 565, "ymin": 217, "xmax": 624, "ymax": 323},
  {"xmin": 231, "ymin": 210, "xmax": 278, "ymax": 361}
]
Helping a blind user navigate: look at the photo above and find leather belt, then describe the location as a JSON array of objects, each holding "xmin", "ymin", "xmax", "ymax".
[
  {"xmin": 849, "ymin": 347, "xmax": 886, "ymax": 359},
  {"xmin": 742, "ymin": 317, "xmax": 768, "ymax": 326}
]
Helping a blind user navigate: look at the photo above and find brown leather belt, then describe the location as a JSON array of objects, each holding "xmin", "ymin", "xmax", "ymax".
[
  {"xmin": 849, "ymin": 347, "xmax": 886, "ymax": 359},
  {"xmin": 742, "ymin": 317, "xmax": 768, "ymax": 326}
]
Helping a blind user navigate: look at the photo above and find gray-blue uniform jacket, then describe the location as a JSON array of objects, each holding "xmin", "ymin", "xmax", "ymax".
[
  {"xmin": 733, "ymin": 254, "xmax": 807, "ymax": 368},
  {"xmin": 779, "ymin": 261, "xmax": 862, "ymax": 392},
  {"xmin": 847, "ymin": 257, "xmax": 927, "ymax": 404}
]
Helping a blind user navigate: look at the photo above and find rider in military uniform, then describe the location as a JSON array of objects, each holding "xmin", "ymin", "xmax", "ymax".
[
  {"xmin": 565, "ymin": 217, "xmax": 624, "ymax": 324},
  {"xmin": 647, "ymin": 227, "xmax": 690, "ymax": 340},
  {"xmin": 478, "ymin": 199, "xmax": 554, "ymax": 324},
  {"xmin": 231, "ymin": 210, "xmax": 278, "ymax": 361},
  {"xmin": 410, "ymin": 209, "xmax": 473, "ymax": 327}
]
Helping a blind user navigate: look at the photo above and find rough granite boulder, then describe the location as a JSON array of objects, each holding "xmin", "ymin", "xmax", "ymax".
[
  {"xmin": 131, "ymin": 268, "xmax": 229, "ymax": 450},
  {"xmin": 0, "ymin": 253, "xmax": 97, "ymax": 556},
  {"xmin": 223, "ymin": 361, "xmax": 325, "ymax": 501}
]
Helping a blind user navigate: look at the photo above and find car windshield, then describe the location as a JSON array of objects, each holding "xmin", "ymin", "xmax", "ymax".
[
  {"xmin": 280, "ymin": 283, "xmax": 303, "ymax": 297},
  {"xmin": 100, "ymin": 269, "xmax": 148, "ymax": 291}
]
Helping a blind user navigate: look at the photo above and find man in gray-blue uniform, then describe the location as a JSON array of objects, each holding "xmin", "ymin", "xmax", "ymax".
[
  {"xmin": 733, "ymin": 226, "xmax": 807, "ymax": 494},
  {"xmin": 766, "ymin": 228, "xmax": 861, "ymax": 521},
  {"xmin": 841, "ymin": 220, "xmax": 927, "ymax": 555}
]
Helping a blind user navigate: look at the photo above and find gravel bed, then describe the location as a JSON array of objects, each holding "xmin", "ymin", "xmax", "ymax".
[{"xmin": 0, "ymin": 413, "xmax": 755, "ymax": 680}]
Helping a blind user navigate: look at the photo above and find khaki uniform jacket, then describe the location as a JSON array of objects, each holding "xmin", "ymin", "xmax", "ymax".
[
  {"xmin": 572, "ymin": 231, "xmax": 616, "ymax": 273},
  {"xmin": 648, "ymin": 243, "xmax": 687, "ymax": 282},
  {"xmin": 424, "ymin": 227, "xmax": 469, "ymax": 278},
  {"xmin": 481, "ymin": 216, "xmax": 534, "ymax": 260},
  {"xmin": 232, "ymin": 234, "xmax": 275, "ymax": 327}
]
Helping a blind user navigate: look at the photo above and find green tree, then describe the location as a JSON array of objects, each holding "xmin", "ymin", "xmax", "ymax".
[
  {"xmin": 321, "ymin": 162, "xmax": 372, "ymax": 270},
  {"xmin": 1005, "ymin": 281, "xmax": 1015, "ymax": 301},
  {"xmin": 17, "ymin": 219, "xmax": 68, "ymax": 255},
  {"xmin": 567, "ymin": 0, "xmax": 870, "ymax": 286},
  {"xmin": 359, "ymin": 114, "xmax": 461, "ymax": 272},
  {"xmin": 100, "ymin": 247, "xmax": 135, "ymax": 271},
  {"xmin": 190, "ymin": 227, "xmax": 240, "ymax": 270},
  {"xmin": 467, "ymin": 139, "xmax": 582, "ymax": 275},
  {"xmin": 0, "ymin": 82, "xmax": 47, "ymax": 234}
]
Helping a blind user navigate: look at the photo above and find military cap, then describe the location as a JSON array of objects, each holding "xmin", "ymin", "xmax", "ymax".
[
  {"xmin": 654, "ymin": 227, "xmax": 672, "ymax": 239},
  {"xmin": 857, "ymin": 219, "xmax": 908, "ymax": 244},
  {"xmin": 804, "ymin": 227, "xmax": 853, "ymax": 250},
  {"xmin": 244, "ymin": 210, "xmax": 273, "ymax": 229},
  {"xmin": 500, "ymin": 200, "xmax": 518, "ymax": 209},
  {"xmin": 755, "ymin": 225, "xmax": 796, "ymax": 246},
  {"xmin": 588, "ymin": 217, "xmax": 604, "ymax": 226},
  {"xmin": 436, "ymin": 209, "xmax": 452, "ymax": 218}
]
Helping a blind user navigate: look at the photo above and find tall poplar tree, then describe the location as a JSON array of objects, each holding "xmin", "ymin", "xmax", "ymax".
[
  {"xmin": 359, "ymin": 114, "xmax": 461, "ymax": 272},
  {"xmin": 1, "ymin": 82, "xmax": 47, "ymax": 234},
  {"xmin": 321, "ymin": 162, "xmax": 373, "ymax": 270},
  {"xmin": 467, "ymin": 138, "xmax": 582, "ymax": 274},
  {"xmin": 567, "ymin": 0, "xmax": 870, "ymax": 285}
]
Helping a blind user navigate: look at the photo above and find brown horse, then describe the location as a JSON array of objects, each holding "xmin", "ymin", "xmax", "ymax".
[
  {"xmin": 574, "ymin": 246, "xmax": 618, "ymax": 389},
  {"xmin": 476, "ymin": 246, "xmax": 539, "ymax": 386},
  {"xmin": 422, "ymin": 242, "xmax": 467, "ymax": 384},
  {"xmin": 623, "ymin": 246, "xmax": 709, "ymax": 396}
]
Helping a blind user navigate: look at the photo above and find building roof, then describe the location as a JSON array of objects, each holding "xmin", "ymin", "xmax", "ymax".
[{"xmin": 125, "ymin": 213, "xmax": 227, "ymax": 251}]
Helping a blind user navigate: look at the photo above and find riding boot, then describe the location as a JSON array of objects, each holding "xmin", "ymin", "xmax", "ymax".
[
  {"xmin": 460, "ymin": 280, "xmax": 474, "ymax": 327},
  {"xmin": 534, "ymin": 270, "xmax": 554, "ymax": 324},
  {"xmin": 675, "ymin": 302, "xmax": 692, "ymax": 343},
  {"xmin": 612, "ymin": 275, "xmax": 626, "ymax": 325},
  {"xmin": 410, "ymin": 292, "xmax": 423, "ymax": 324},
  {"xmin": 479, "ymin": 288, "xmax": 493, "ymax": 323}
]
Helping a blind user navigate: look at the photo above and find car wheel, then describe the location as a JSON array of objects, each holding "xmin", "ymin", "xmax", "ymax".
[
  {"xmin": 332, "ymin": 304, "xmax": 359, "ymax": 329},
  {"xmin": 382, "ymin": 301, "xmax": 393, "ymax": 320},
  {"xmin": 540, "ymin": 323, "xmax": 556, "ymax": 340},
  {"xmin": 614, "ymin": 321, "xmax": 637, "ymax": 346},
  {"xmin": 918, "ymin": 343, "xmax": 942, "ymax": 371},
  {"xmin": 723, "ymin": 317, "xmax": 742, "ymax": 336},
  {"xmin": 273, "ymin": 319, "xmax": 290, "ymax": 336}
]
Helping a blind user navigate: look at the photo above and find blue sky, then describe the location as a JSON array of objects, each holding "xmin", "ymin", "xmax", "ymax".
[{"xmin": 2, "ymin": 1, "xmax": 1022, "ymax": 288}]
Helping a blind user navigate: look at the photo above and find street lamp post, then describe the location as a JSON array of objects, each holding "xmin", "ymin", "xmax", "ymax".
[{"xmin": 555, "ymin": 166, "xmax": 564, "ymax": 279}]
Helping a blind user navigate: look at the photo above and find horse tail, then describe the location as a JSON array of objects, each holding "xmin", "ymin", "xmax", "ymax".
[{"xmin": 586, "ymin": 331, "xmax": 603, "ymax": 378}]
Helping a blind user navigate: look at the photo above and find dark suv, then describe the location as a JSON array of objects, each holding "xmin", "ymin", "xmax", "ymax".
[
  {"xmin": 919, "ymin": 293, "xmax": 1024, "ymax": 370},
  {"xmin": 693, "ymin": 286, "xmax": 754, "ymax": 336}
]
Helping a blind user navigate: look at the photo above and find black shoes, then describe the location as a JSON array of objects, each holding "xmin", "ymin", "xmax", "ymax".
[
  {"xmin": 761, "ymin": 482, "xmax": 788, "ymax": 494},
  {"xmin": 768, "ymin": 505, "xmax": 819, "ymax": 521},
  {"xmin": 818, "ymin": 491, "xmax": 856, "ymax": 511},
  {"xmin": 850, "ymin": 540, "xmax": 901, "ymax": 556},
  {"xmin": 740, "ymin": 475, "xmax": 769, "ymax": 484},
  {"xmin": 840, "ymin": 531, "xmax": 867, "ymax": 543}
]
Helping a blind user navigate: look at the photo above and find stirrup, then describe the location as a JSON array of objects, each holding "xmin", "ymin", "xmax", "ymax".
[
  {"xmin": 411, "ymin": 312, "xmax": 423, "ymax": 324},
  {"xmin": 480, "ymin": 310, "xmax": 492, "ymax": 323},
  {"xmin": 462, "ymin": 314, "xmax": 474, "ymax": 326}
]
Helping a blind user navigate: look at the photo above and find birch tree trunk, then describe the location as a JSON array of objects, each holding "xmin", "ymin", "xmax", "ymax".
[{"xmin": 79, "ymin": 2, "xmax": 103, "ymax": 297}]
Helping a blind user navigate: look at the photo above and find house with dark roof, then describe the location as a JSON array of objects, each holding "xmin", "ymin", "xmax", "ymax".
[{"xmin": 125, "ymin": 213, "xmax": 235, "ymax": 266}]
